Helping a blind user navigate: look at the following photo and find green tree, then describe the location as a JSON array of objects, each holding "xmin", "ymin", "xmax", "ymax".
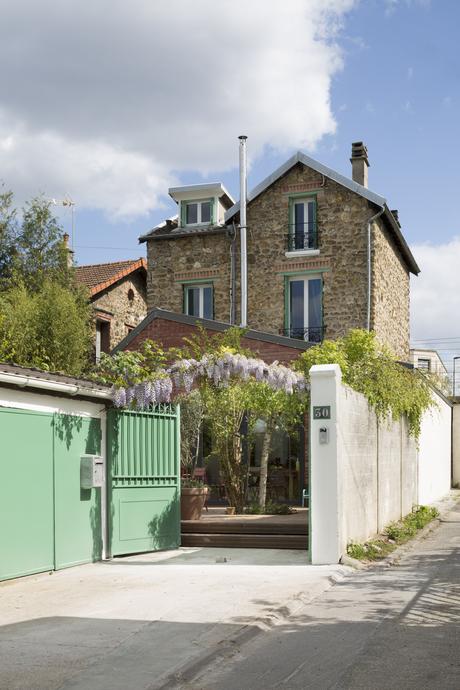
[
  {"xmin": 0, "ymin": 280, "xmax": 93, "ymax": 375},
  {"xmin": 15, "ymin": 196, "xmax": 71, "ymax": 291},
  {"xmin": 246, "ymin": 382, "xmax": 307, "ymax": 508},
  {"xmin": 0, "ymin": 186, "xmax": 18, "ymax": 285}
]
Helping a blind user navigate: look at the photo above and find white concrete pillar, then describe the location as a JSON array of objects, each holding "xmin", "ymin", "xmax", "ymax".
[{"xmin": 310, "ymin": 364, "xmax": 342, "ymax": 565}]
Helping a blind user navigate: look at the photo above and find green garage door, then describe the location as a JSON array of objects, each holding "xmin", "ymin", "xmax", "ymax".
[
  {"xmin": 0, "ymin": 407, "xmax": 102, "ymax": 582},
  {"xmin": 107, "ymin": 406, "xmax": 180, "ymax": 556},
  {"xmin": 53, "ymin": 414, "xmax": 102, "ymax": 569},
  {"xmin": 0, "ymin": 408, "xmax": 54, "ymax": 581}
]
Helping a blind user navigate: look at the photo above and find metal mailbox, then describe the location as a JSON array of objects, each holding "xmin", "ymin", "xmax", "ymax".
[{"xmin": 80, "ymin": 455, "xmax": 104, "ymax": 489}]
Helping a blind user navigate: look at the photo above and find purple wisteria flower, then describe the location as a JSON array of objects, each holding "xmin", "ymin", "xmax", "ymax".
[{"xmin": 112, "ymin": 349, "xmax": 307, "ymax": 408}]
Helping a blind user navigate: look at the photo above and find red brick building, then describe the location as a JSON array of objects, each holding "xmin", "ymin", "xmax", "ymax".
[{"xmin": 113, "ymin": 308, "xmax": 311, "ymax": 364}]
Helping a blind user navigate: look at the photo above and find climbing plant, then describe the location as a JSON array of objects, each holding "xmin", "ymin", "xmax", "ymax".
[{"xmin": 294, "ymin": 329, "xmax": 434, "ymax": 438}]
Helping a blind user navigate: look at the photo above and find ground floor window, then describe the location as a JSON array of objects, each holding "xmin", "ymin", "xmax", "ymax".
[
  {"xmin": 287, "ymin": 275, "xmax": 322, "ymax": 341},
  {"xmin": 184, "ymin": 283, "xmax": 213, "ymax": 319}
]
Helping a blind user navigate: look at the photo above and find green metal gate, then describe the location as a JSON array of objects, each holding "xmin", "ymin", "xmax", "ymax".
[
  {"xmin": 107, "ymin": 405, "xmax": 180, "ymax": 556},
  {"xmin": 0, "ymin": 407, "xmax": 102, "ymax": 582}
]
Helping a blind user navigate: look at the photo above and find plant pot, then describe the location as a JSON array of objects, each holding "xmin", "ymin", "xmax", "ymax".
[
  {"xmin": 226, "ymin": 506, "xmax": 236, "ymax": 515},
  {"xmin": 181, "ymin": 486, "xmax": 209, "ymax": 521}
]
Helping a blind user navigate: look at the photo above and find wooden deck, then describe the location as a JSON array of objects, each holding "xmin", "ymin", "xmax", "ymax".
[{"xmin": 181, "ymin": 508, "xmax": 309, "ymax": 550}]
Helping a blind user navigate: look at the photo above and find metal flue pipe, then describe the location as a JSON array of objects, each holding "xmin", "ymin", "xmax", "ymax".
[{"xmin": 239, "ymin": 135, "xmax": 248, "ymax": 327}]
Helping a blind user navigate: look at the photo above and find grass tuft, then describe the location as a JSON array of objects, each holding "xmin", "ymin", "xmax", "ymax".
[{"xmin": 347, "ymin": 505, "xmax": 439, "ymax": 562}]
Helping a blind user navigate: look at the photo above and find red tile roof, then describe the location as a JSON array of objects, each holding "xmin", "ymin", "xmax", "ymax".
[{"xmin": 75, "ymin": 258, "xmax": 146, "ymax": 297}]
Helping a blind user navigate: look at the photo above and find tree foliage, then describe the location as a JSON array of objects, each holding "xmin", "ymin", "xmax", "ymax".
[
  {"xmin": 294, "ymin": 329, "xmax": 434, "ymax": 438},
  {"xmin": 0, "ymin": 189, "xmax": 71, "ymax": 291},
  {"xmin": 0, "ymin": 280, "xmax": 93, "ymax": 375},
  {"xmin": 0, "ymin": 188, "xmax": 93, "ymax": 375}
]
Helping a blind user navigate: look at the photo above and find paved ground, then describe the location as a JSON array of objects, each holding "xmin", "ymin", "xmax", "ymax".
[
  {"xmin": 0, "ymin": 546, "xmax": 347, "ymax": 690},
  {"xmin": 182, "ymin": 499, "xmax": 460, "ymax": 690}
]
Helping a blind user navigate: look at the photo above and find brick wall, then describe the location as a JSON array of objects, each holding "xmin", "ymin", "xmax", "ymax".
[{"xmin": 124, "ymin": 317, "xmax": 305, "ymax": 365}]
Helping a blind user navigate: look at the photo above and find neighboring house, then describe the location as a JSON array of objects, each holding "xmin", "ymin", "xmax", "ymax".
[
  {"xmin": 410, "ymin": 348, "xmax": 450, "ymax": 394},
  {"xmin": 410, "ymin": 348, "xmax": 448, "ymax": 377},
  {"xmin": 75, "ymin": 258, "xmax": 147, "ymax": 359},
  {"xmin": 137, "ymin": 142, "xmax": 419, "ymax": 359}
]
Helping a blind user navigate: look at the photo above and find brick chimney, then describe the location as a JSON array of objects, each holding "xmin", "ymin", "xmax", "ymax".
[
  {"xmin": 350, "ymin": 141, "xmax": 369, "ymax": 188},
  {"xmin": 63, "ymin": 233, "xmax": 74, "ymax": 268}
]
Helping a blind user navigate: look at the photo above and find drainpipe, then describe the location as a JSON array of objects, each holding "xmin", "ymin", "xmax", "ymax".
[
  {"xmin": 367, "ymin": 206, "xmax": 385, "ymax": 331},
  {"xmin": 239, "ymin": 135, "xmax": 248, "ymax": 328}
]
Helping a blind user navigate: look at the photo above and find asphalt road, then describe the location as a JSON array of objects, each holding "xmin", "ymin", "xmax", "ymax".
[{"xmin": 182, "ymin": 502, "xmax": 460, "ymax": 690}]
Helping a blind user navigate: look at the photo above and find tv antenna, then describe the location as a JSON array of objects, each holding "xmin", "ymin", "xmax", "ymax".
[{"xmin": 50, "ymin": 196, "xmax": 76, "ymax": 248}]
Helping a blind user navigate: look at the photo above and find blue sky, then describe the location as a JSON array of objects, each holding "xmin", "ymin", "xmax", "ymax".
[
  {"xmin": 64, "ymin": 0, "xmax": 460, "ymax": 263},
  {"xmin": 2, "ymin": 0, "xmax": 460, "ymax": 369}
]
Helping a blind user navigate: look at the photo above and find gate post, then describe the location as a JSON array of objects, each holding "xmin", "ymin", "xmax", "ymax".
[{"xmin": 309, "ymin": 364, "xmax": 342, "ymax": 565}]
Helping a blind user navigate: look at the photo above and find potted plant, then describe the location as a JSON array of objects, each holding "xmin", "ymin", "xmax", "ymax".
[{"xmin": 181, "ymin": 477, "xmax": 209, "ymax": 521}]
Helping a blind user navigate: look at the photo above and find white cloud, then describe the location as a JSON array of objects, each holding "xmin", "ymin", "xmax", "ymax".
[
  {"xmin": 410, "ymin": 237, "xmax": 460, "ymax": 341},
  {"xmin": 0, "ymin": 0, "xmax": 355, "ymax": 218}
]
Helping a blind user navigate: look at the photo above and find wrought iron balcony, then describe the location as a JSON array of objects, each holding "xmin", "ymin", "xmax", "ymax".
[
  {"xmin": 279, "ymin": 326, "xmax": 326, "ymax": 343},
  {"xmin": 286, "ymin": 223, "xmax": 318, "ymax": 252}
]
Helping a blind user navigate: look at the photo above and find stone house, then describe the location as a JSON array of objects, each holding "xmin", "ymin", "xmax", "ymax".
[
  {"xmin": 137, "ymin": 142, "xmax": 419, "ymax": 359},
  {"xmin": 75, "ymin": 258, "xmax": 147, "ymax": 359}
]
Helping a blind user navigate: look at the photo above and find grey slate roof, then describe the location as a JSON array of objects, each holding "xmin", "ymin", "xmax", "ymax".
[
  {"xmin": 224, "ymin": 150, "xmax": 386, "ymax": 221},
  {"xmin": 139, "ymin": 149, "xmax": 420, "ymax": 275}
]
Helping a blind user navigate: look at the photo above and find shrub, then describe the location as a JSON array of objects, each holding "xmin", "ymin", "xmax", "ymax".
[{"xmin": 294, "ymin": 329, "xmax": 434, "ymax": 438}]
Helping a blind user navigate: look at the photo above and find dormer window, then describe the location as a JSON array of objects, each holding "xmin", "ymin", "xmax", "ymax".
[
  {"xmin": 183, "ymin": 199, "xmax": 212, "ymax": 226},
  {"xmin": 168, "ymin": 182, "xmax": 235, "ymax": 229}
]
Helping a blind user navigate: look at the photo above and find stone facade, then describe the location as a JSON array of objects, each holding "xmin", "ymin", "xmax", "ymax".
[
  {"xmin": 147, "ymin": 231, "xmax": 232, "ymax": 322},
  {"xmin": 146, "ymin": 161, "xmax": 411, "ymax": 358},
  {"xmin": 371, "ymin": 219, "xmax": 410, "ymax": 358},
  {"xmin": 92, "ymin": 271, "xmax": 147, "ymax": 351}
]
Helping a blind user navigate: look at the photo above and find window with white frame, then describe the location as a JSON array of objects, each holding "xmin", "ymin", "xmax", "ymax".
[
  {"xmin": 287, "ymin": 275, "xmax": 322, "ymax": 341},
  {"xmin": 183, "ymin": 199, "xmax": 212, "ymax": 226},
  {"xmin": 184, "ymin": 284, "xmax": 213, "ymax": 319}
]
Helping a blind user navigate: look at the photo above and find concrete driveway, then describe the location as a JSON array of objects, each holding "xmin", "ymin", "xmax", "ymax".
[{"xmin": 0, "ymin": 547, "xmax": 348, "ymax": 690}]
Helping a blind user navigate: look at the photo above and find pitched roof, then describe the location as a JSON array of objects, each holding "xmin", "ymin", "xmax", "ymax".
[
  {"xmin": 223, "ymin": 150, "xmax": 419, "ymax": 275},
  {"xmin": 75, "ymin": 258, "xmax": 147, "ymax": 296},
  {"xmin": 139, "ymin": 150, "xmax": 419, "ymax": 275},
  {"xmin": 113, "ymin": 308, "xmax": 315, "ymax": 354},
  {"xmin": 0, "ymin": 362, "xmax": 111, "ymax": 399}
]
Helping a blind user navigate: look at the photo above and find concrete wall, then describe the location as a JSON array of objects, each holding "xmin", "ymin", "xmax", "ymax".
[
  {"xmin": 310, "ymin": 364, "xmax": 452, "ymax": 564},
  {"xmin": 418, "ymin": 396, "xmax": 452, "ymax": 504},
  {"xmin": 453, "ymin": 402, "xmax": 460, "ymax": 488}
]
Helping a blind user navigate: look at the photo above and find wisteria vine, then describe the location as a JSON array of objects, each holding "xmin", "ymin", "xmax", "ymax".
[{"xmin": 112, "ymin": 351, "xmax": 308, "ymax": 409}]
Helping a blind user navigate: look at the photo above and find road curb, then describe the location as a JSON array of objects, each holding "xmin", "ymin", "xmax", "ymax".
[{"xmin": 156, "ymin": 566, "xmax": 351, "ymax": 689}]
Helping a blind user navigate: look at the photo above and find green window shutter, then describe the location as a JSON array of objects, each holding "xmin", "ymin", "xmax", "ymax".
[
  {"xmin": 180, "ymin": 202, "xmax": 187, "ymax": 227},
  {"xmin": 183, "ymin": 285, "xmax": 187, "ymax": 314}
]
